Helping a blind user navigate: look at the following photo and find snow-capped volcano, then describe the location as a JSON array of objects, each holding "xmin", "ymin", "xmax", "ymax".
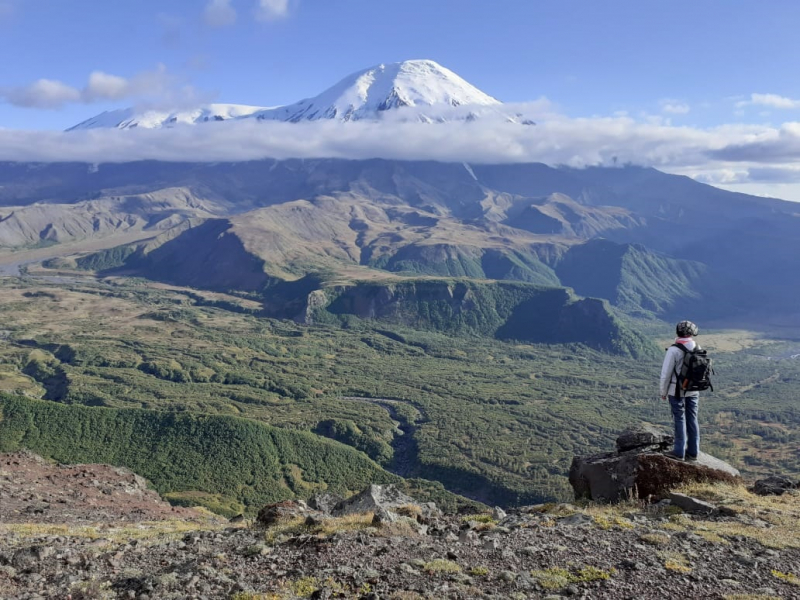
[
  {"xmin": 67, "ymin": 60, "xmax": 526, "ymax": 130},
  {"xmin": 66, "ymin": 104, "xmax": 267, "ymax": 131},
  {"xmin": 249, "ymin": 59, "xmax": 501, "ymax": 123}
]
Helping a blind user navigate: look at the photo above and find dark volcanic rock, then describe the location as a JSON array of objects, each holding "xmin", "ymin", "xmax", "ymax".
[
  {"xmin": 256, "ymin": 500, "xmax": 314, "ymax": 527},
  {"xmin": 753, "ymin": 475, "xmax": 798, "ymax": 496},
  {"xmin": 615, "ymin": 424, "xmax": 673, "ymax": 452},
  {"xmin": 570, "ymin": 443, "xmax": 741, "ymax": 502}
]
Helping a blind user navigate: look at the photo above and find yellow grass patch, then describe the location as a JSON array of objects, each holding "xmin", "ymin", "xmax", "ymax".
[
  {"xmin": 639, "ymin": 532, "xmax": 671, "ymax": 546},
  {"xmin": 0, "ymin": 519, "xmax": 225, "ymax": 545},
  {"xmin": 530, "ymin": 566, "xmax": 615, "ymax": 590},
  {"xmin": 658, "ymin": 550, "xmax": 692, "ymax": 573},
  {"xmin": 771, "ymin": 569, "xmax": 800, "ymax": 586},
  {"xmin": 262, "ymin": 513, "xmax": 378, "ymax": 545},
  {"xmin": 675, "ymin": 483, "xmax": 800, "ymax": 549}
]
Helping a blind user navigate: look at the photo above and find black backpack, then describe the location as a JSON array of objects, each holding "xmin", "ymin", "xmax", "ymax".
[{"xmin": 672, "ymin": 343, "xmax": 714, "ymax": 396}]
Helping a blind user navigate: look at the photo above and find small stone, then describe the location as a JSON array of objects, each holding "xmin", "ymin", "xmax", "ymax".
[
  {"xmin": 0, "ymin": 565, "xmax": 17, "ymax": 578},
  {"xmin": 398, "ymin": 563, "xmax": 419, "ymax": 575},
  {"xmin": 372, "ymin": 507, "xmax": 399, "ymax": 527},
  {"xmin": 482, "ymin": 537, "xmax": 500, "ymax": 551},
  {"xmin": 491, "ymin": 506, "xmax": 507, "ymax": 520},
  {"xmin": 498, "ymin": 570, "xmax": 517, "ymax": 583},
  {"xmin": 360, "ymin": 568, "xmax": 380, "ymax": 581},
  {"xmin": 560, "ymin": 513, "xmax": 593, "ymax": 527},
  {"xmin": 458, "ymin": 529, "xmax": 479, "ymax": 545},
  {"xmin": 668, "ymin": 492, "xmax": 717, "ymax": 515}
]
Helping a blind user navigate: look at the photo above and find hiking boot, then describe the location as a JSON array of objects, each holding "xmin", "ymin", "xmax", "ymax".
[
  {"xmin": 663, "ymin": 451, "xmax": 684, "ymax": 461},
  {"xmin": 685, "ymin": 455, "xmax": 698, "ymax": 462}
]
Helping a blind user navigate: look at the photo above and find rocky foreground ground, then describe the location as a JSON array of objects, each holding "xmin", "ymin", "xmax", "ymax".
[{"xmin": 1, "ymin": 451, "xmax": 799, "ymax": 600}]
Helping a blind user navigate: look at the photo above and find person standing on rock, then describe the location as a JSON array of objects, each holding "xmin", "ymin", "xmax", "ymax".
[{"xmin": 660, "ymin": 320, "xmax": 701, "ymax": 462}]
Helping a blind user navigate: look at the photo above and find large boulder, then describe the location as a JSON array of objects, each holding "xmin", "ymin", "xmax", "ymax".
[
  {"xmin": 332, "ymin": 485, "xmax": 417, "ymax": 517},
  {"xmin": 569, "ymin": 427, "xmax": 741, "ymax": 502},
  {"xmin": 753, "ymin": 476, "xmax": 798, "ymax": 496}
]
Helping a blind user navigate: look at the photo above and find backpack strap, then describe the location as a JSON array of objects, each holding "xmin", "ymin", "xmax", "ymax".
[{"xmin": 670, "ymin": 343, "xmax": 688, "ymax": 399}]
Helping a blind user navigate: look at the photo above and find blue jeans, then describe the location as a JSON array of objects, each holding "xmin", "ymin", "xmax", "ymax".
[{"xmin": 669, "ymin": 395, "xmax": 699, "ymax": 458}]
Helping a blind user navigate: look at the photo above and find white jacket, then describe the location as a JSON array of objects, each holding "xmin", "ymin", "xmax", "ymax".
[{"xmin": 660, "ymin": 337, "xmax": 700, "ymax": 398}]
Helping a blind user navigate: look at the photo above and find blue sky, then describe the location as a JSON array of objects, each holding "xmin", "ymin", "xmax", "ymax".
[
  {"xmin": 3, "ymin": 0, "xmax": 800, "ymax": 129},
  {"xmin": 3, "ymin": 0, "xmax": 800, "ymax": 199}
]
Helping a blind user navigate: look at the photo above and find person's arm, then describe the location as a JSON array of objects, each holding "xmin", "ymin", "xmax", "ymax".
[{"xmin": 659, "ymin": 348, "xmax": 676, "ymax": 399}]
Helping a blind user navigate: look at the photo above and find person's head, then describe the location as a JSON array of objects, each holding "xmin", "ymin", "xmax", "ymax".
[{"xmin": 676, "ymin": 320, "xmax": 699, "ymax": 338}]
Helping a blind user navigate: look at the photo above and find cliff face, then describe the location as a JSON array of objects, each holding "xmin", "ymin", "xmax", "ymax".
[{"xmin": 298, "ymin": 280, "xmax": 655, "ymax": 357}]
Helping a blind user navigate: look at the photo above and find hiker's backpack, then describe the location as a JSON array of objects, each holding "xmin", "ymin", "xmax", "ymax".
[{"xmin": 672, "ymin": 343, "xmax": 714, "ymax": 396}]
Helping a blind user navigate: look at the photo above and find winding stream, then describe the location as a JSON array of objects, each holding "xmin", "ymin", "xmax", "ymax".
[{"xmin": 339, "ymin": 396, "xmax": 427, "ymax": 478}]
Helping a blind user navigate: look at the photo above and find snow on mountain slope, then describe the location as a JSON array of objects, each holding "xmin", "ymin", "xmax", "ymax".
[
  {"xmin": 248, "ymin": 59, "xmax": 503, "ymax": 123},
  {"xmin": 66, "ymin": 104, "xmax": 267, "ymax": 131},
  {"xmin": 66, "ymin": 60, "xmax": 531, "ymax": 130}
]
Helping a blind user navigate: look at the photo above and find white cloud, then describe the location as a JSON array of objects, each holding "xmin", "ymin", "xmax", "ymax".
[
  {"xmin": 660, "ymin": 99, "xmax": 690, "ymax": 115},
  {"xmin": 2, "ymin": 79, "xmax": 80, "ymax": 109},
  {"xmin": 84, "ymin": 72, "xmax": 131, "ymax": 101},
  {"xmin": 0, "ymin": 65, "xmax": 184, "ymax": 109},
  {"xmin": 204, "ymin": 0, "xmax": 237, "ymax": 27},
  {"xmin": 0, "ymin": 109, "xmax": 776, "ymax": 166},
  {"xmin": 737, "ymin": 93, "xmax": 800, "ymax": 110},
  {"xmin": 256, "ymin": 0, "xmax": 291, "ymax": 21},
  {"xmin": 2, "ymin": 104, "xmax": 800, "ymax": 200}
]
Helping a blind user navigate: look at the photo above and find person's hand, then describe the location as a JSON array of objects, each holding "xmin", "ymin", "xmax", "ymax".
[{"xmin": 661, "ymin": 395, "xmax": 667, "ymax": 400}]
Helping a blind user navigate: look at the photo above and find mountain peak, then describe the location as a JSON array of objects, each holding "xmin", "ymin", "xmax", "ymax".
[{"xmin": 251, "ymin": 59, "xmax": 501, "ymax": 123}]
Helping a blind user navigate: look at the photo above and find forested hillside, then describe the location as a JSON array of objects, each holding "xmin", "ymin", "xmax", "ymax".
[
  {"xmin": 0, "ymin": 394, "xmax": 473, "ymax": 515},
  {"xmin": 0, "ymin": 276, "xmax": 797, "ymax": 508}
]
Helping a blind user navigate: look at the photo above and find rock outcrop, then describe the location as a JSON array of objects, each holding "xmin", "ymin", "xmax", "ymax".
[
  {"xmin": 753, "ymin": 475, "xmax": 798, "ymax": 496},
  {"xmin": 332, "ymin": 484, "xmax": 422, "ymax": 517},
  {"xmin": 569, "ymin": 426, "xmax": 741, "ymax": 502}
]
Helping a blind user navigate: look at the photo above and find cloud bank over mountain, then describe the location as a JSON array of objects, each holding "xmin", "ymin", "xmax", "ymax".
[{"xmin": 3, "ymin": 105, "xmax": 800, "ymax": 198}]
